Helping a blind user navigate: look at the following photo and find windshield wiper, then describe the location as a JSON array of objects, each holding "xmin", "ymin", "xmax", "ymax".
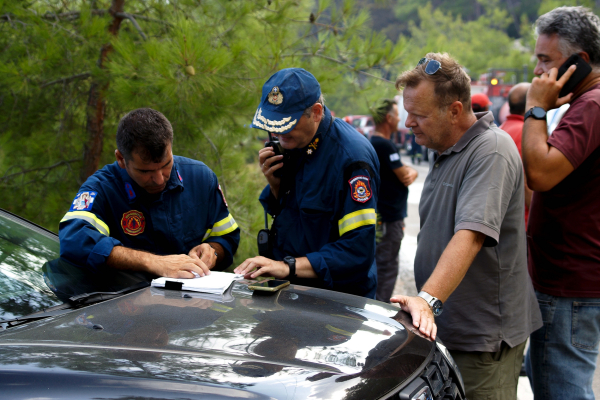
[
  {"xmin": 0, "ymin": 303, "xmax": 73, "ymax": 329},
  {"xmin": 68, "ymin": 280, "xmax": 149, "ymax": 306},
  {"xmin": 1, "ymin": 281, "xmax": 149, "ymax": 330}
]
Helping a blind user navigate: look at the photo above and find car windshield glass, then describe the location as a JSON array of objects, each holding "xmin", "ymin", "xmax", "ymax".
[
  {"xmin": 351, "ymin": 119, "xmax": 362, "ymax": 127},
  {"xmin": 0, "ymin": 211, "xmax": 62, "ymax": 321}
]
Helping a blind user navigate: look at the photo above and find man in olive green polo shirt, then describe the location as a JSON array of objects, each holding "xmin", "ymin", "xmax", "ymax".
[{"xmin": 391, "ymin": 53, "xmax": 541, "ymax": 400}]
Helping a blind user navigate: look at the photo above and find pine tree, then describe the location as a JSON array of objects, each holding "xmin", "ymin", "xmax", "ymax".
[{"xmin": 0, "ymin": 0, "xmax": 402, "ymax": 263}]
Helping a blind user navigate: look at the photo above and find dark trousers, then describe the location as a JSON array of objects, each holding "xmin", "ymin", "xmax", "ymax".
[{"xmin": 375, "ymin": 219, "xmax": 404, "ymax": 302}]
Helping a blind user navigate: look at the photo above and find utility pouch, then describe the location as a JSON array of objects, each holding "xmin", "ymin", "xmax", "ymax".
[
  {"xmin": 257, "ymin": 210, "xmax": 273, "ymax": 258},
  {"xmin": 257, "ymin": 229, "xmax": 271, "ymax": 257}
]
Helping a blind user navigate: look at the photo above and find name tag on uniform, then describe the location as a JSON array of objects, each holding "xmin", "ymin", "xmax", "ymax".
[{"xmin": 389, "ymin": 153, "xmax": 400, "ymax": 162}]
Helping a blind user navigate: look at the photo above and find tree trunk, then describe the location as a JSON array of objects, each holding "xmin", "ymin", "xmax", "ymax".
[{"xmin": 80, "ymin": 0, "xmax": 125, "ymax": 182}]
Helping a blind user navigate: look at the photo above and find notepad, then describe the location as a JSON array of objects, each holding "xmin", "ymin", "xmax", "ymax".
[{"xmin": 151, "ymin": 272, "xmax": 244, "ymax": 295}]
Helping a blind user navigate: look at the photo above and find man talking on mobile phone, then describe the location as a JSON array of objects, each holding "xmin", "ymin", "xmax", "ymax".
[
  {"xmin": 235, "ymin": 68, "xmax": 380, "ymax": 298},
  {"xmin": 522, "ymin": 7, "xmax": 600, "ymax": 400}
]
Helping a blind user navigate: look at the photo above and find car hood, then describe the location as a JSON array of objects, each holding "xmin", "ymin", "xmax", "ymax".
[{"xmin": 0, "ymin": 282, "xmax": 434, "ymax": 399}]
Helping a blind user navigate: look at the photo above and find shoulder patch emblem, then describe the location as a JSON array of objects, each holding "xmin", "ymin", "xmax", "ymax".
[
  {"xmin": 389, "ymin": 152, "xmax": 400, "ymax": 162},
  {"xmin": 121, "ymin": 210, "xmax": 145, "ymax": 236},
  {"xmin": 267, "ymin": 86, "xmax": 283, "ymax": 105},
  {"xmin": 70, "ymin": 191, "xmax": 97, "ymax": 211},
  {"xmin": 349, "ymin": 175, "xmax": 372, "ymax": 203}
]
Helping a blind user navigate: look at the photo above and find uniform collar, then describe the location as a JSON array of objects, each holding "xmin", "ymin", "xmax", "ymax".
[
  {"xmin": 439, "ymin": 111, "xmax": 494, "ymax": 156},
  {"xmin": 302, "ymin": 107, "xmax": 332, "ymax": 159},
  {"xmin": 119, "ymin": 159, "xmax": 184, "ymax": 204}
]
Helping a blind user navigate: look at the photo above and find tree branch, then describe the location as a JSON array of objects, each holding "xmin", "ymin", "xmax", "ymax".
[
  {"xmin": 40, "ymin": 72, "xmax": 91, "ymax": 88},
  {"xmin": 280, "ymin": 53, "xmax": 394, "ymax": 83},
  {"xmin": 37, "ymin": 9, "xmax": 172, "ymax": 27},
  {"xmin": 0, "ymin": 158, "xmax": 83, "ymax": 184},
  {"xmin": 115, "ymin": 12, "xmax": 147, "ymax": 40}
]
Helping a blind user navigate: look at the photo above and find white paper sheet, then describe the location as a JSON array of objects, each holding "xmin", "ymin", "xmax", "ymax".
[{"xmin": 151, "ymin": 271, "xmax": 244, "ymax": 295}]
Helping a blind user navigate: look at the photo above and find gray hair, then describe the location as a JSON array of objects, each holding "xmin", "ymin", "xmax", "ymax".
[
  {"xmin": 302, "ymin": 94, "xmax": 325, "ymax": 118},
  {"xmin": 535, "ymin": 6, "xmax": 600, "ymax": 67}
]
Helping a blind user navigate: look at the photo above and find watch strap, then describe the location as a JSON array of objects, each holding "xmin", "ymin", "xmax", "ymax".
[
  {"xmin": 283, "ymin": 256, "xmax": 296, "ymax": 280},
  {"xmin": 524, "ymin": 106, "xmax": 546, "ymax": 121},
  {"xmin": 417, "ymin": 291, "xmax": 435, "ymax": 304}
]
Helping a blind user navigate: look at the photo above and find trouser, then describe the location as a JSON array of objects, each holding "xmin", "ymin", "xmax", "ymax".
[
  {"xmin": 375, "ymin": 219, "xmax": 404, "ymax": 303},
  {"xmin": 525, "ymin": 291, "xmax": 600, "ymax": 400},
  {"xmin": 449, "ymin": 340, "xmax": 526, "ymax": 400}
]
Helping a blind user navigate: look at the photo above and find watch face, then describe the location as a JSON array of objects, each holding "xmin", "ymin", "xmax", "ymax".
[
  {"xmin": 532, "ymin": 107, "xmax": 546, "ymax": 119},
  {"xmin": 432, "ymin": 300, "xmax": 443, "ymax": 316}
]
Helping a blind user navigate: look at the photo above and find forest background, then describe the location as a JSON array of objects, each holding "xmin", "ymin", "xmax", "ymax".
[{"xmin": 0, "ymin": 0, "xmax": 596, "ymax": 266}]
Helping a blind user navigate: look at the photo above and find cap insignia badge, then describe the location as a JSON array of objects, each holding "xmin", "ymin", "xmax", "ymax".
[{"xmin": 267, "ymin": 86, "xmax": 283, "ymax": 105}]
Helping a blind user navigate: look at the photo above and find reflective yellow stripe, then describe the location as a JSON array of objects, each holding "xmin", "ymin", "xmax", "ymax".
[
  {"xmin": 60, "ymin": 211, "xmax": 110, "ymax": 236},
  {"xmin": 325, "ymin": 324, "xmax": 354, "ymax": 337},
  {"xmin": 338, "ymin": 208, "xmax": 376, "ymax": 236},
  {"xmin": 203, "ymin": 214, "xmax": 238, "ymax": 240},
  {"xmin": 210, "ymin": 304, "xmax": 233, "ymax": 313}
]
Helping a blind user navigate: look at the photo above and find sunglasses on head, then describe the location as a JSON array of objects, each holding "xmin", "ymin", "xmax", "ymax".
[{"xmin": 417, "ymin": 58, "xmax": 443, "ymax": 75}]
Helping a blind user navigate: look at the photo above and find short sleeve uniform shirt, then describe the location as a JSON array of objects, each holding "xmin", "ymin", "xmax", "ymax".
[{"xmin": 369, "ymin": 136, "xmax": 408, "ymax": 222}]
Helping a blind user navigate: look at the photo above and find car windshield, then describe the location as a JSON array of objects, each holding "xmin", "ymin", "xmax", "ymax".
[
  {"xmin": 0, "ymin": 210, "xmax": 62, "ymax": 321},
  {"xmin": 351, "ymin": 119, "xmax": 362, "ymax": 127}
]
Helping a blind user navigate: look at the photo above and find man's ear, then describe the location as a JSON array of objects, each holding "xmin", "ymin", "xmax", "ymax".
[
  {"xmin": 448, "ymin": 100, "xmax": 464, "ymax": 123},
  {"xmin": 115, "ymin": 149, "xmax": 126, "ymax": 169},
  {"xmin": 578, "ymin": 51, "xmax": 591, "ymax": 64},
  {"xmin": 312, "ymin": 103, "xmax": 324, "ymax": 123}
]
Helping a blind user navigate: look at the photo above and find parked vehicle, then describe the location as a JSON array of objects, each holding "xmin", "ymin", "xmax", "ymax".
[
  {"xmin": 343, "ymin": 115, "xmax": 375, "ymax": 138},
  {"xmin": 0, "ymin": 208, "xmax": 465, "ymax": 400}
]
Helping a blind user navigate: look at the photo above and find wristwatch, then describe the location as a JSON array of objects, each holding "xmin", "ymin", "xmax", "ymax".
[
  {"xmin": 417, "ymin": 291, "xmax": 443, "ymax": 316},
  {"xmin": 283, "ymin": 256, "xmax": 297, "ymax": 280},
  {"xmin": 524, "ymin": 106, "xmax": 547, "ymax": 121}
]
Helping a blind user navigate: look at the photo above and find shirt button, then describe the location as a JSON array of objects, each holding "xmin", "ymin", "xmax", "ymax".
[{"xmin": 434, "ymin": 163, "xmax": 439, "ymax": 168}]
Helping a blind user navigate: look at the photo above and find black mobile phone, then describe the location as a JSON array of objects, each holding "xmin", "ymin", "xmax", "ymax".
[
  {"xmin": 557, "ymin": 54, "xmax": 592, "ymax": 97},
  {"xmin": 248, "ymin": 279, "xmax": 290, "ymax": 292},
  {"xmin": 264, "ymin": 132, "xmax": 287, "ymax": 178}
]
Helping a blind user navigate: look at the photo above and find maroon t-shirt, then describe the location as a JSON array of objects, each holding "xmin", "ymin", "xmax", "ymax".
[{"xmin": 528, "ymin": 84, "xmax": 600, "ymax": 297}]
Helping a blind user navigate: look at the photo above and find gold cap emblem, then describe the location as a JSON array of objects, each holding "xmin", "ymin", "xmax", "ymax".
[{"xmin": 267, "ymin": 86, "xmax": 283, "ymax": 105}]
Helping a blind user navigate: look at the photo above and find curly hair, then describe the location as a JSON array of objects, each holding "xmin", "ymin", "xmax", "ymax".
[{"xmin": 536, "ymin": 6, "xmax": 600, "ymax": 67}]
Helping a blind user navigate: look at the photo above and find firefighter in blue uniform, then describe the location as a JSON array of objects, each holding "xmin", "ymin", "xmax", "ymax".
[
  {"xmin": 235, "ymin": 68, "xmax": 380, "ymax": 298},
  {"xmin": 59, "ymin": 108, "xmax": 240, "ymax": 281}
]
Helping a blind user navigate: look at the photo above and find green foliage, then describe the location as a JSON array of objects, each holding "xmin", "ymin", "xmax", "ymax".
[
  {"xmin": 538, "ymin": 0, "xmax": 597, "ymax": 15},
  {"xmin": 399, "ymin": 3, "xmax": 534, "ymax": 81},
  {"xmin": 0, "ymin": 0, "xmax": 404, "ymax": 265}
]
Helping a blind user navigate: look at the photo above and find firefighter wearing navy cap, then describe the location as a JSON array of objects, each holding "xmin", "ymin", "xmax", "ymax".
[
  {"xmin": 59, "ymin": 108, "xmax": 240, "ymax": 282},
  {"xmin": 235, "ymin": 68, "xmax": 380, "ymax": 298}
]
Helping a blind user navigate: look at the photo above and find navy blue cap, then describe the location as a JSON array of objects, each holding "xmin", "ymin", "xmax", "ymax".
[{"xmin": 250, "ymin": 68, "xmax": 321, "ymax": 134}]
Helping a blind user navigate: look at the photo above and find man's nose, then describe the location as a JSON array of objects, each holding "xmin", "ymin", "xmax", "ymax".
[
  {"xmin": 533, "ymin": 61, "xmax": 544, "ymax": 76},
  {"xmin": 152, "ymin": 170, "xmax": 165, "ymax": 184},
  {"xmin": 405, "ymin": 115, "xmax": 416, "ymax": 127}
]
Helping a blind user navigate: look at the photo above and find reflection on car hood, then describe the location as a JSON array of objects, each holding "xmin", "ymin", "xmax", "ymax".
[{"xmin": 0, "ymin": 282, "xmax": 434, "ymax": 400}]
